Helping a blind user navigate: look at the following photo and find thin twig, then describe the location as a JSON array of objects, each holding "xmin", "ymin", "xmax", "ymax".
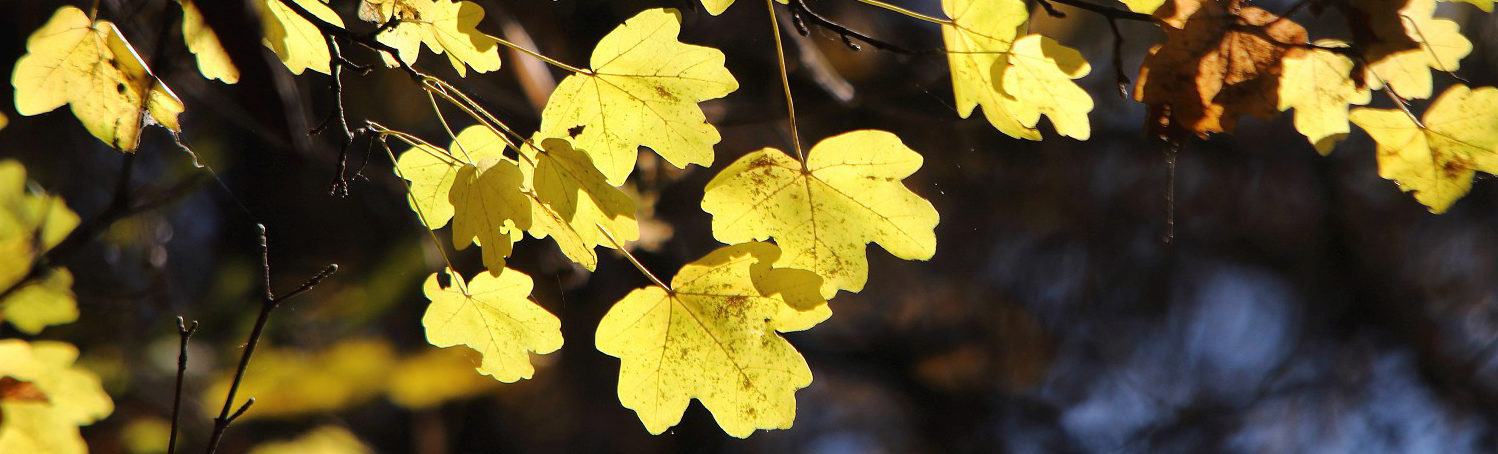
[
  {"xmin": 202, "ymin": 225, "xmax": 338, "ymax": 454},
  {"xmin": 1044, "ymin": 0, "xmax": 1155, "ymax": 22},
  {"xmin": 167, "ymin": 316, "xmax": 198, "ymax": 454},
  {"xmin": 784, "ymin": 0, "xmax": 917, "ymax": 54}
]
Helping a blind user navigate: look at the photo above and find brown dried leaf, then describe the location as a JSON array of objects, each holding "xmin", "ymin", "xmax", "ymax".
[{"xmin": 1135, "ymin": 1, "xmax": 1308, "ymax": 143}]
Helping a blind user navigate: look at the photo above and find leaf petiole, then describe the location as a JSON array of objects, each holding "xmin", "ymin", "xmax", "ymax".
[
  {"xmin": 598, "ymin": 226, "xmax": 671, "ymax": 292},
  {"xmin": 847, "ymin": 0, "xmax": 954, "ymax": 25}
]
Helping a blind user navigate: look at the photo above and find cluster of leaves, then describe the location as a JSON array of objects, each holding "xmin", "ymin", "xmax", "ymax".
[
  {"xmin": 3, "ymin": 0, "xmax": 1497, "ymax": 446},
  {"xmin": 0, "ymin": 155, "xmax": 109, "ymax": 452}
]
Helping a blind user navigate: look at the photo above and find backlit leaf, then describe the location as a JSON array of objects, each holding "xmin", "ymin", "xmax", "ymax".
[
  {"xmin": 444, "ymin": 132, "xmax": 531, "ymax": 271},
  {"xmin": 181, "ymin": 0, "xmax": 240, "ymax": 83},
  {"xmin": 1277, "ymin": 42, "xmax": 1372, "ymax": 155},
  {"xmin": 942, "ymin": 0, "xmax": 1038, "ymax": 140},
  {"xmin": 394, "ymin": 126, "xmax": 505, "ymax": 229},
  {"xmin": 0, "ymin": 340, "xmax": 113, "ymax": 454},
  {"xmin": 520, "ymin": 137, "xmax": 639, "ymax": 270},
  {"xmin": 702, "ymin": 130, "xmax": 939, "ymax": 298},
  {"xmin": 1355, "ymin": 0, "xmax": 1471, "ymax": 100},
  {"xmin": 257, "ymin": 0, "xmax": 346, "ymax": 75},
  {"xmin": 942, "ymin": 0, "xmax": 1092, "ymax": 139},
  {"xmin": 247, "ymin": 426, "xmax": 372, "ymax": 454},
  {"xmin": 200, "ymin": 340, "xmax": 394, "ymax": 419},
  {"xmin": 538, "ymin": 8, "xmax": 739, "ymax": 185},
  {"xmin": 11, "ymin": 6, "xmax": 184, "ymax": 151},
  {"xmin": 1349, "ymin": 84, "xmax": 1498, "ymax": 213},
  {"xmin": 595, "ymin": 242, "xmax": 830, "ymax": 437},
  {"xmin": 421, "ymin": 268, "xmax": 562, "ymax": 382},
  {"xmin": 1135, "ymin": 1, "xmax": 1306, "ymax": 142},
  {"xmin": 385, "ymin": 346, "xmax": 500, "ymax": 409},
  {"xmin": 1120, "ymin": 0, "xmax": 1165, "ymax": 13},
  {"xmin": 1439, "ymin": 0, "xmax": 1493, "ymax": 11},
  {"xmin": 0, "ymin": 160, "xmax": 80, "ymax": 334},
  {"xmin": 359, "ymin": 0, "xmax": 502, "ymax": 76}
]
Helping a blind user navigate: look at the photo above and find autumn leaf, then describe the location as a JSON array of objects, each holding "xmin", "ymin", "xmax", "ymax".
[
  {"xmin": 394, "ymin": 126, "xmax": 505, "ymax": 229},
  {"xmin": 0, "ymin": 340, "xmax": 113, "ymax": 454},
  {"xmin": 595, "ymin": 242, "xmax": 830, "ymax": 437},
  {"xmin": 520, "ymin": 137, "xmax": 639, "ymax": 270},
  {"xmin": 538, "ymin": 8, "xmax": 739, "ymax": 185},
  {"xmin": 1277, "ymin": 41, "xmax": 1372, "ymax": 155},
  {"xmin": 1439, "ymin": 0, "xmax": 1494, "ymax": 11},
  {"xmin": 1120, "ymin": 0, "xmax": 1165, "ymax": 13},
  {"xmin": 181, "ymin": 0, "xmax": 240, "ymax": 83},
  {"xmin": 0, "ymin": 160, "xmax": 81, "ymax": 334},
  {"xmin": 1349, "ymin": 84, "xmax": 1498, "ymax": 213},
  {"xmin": 1351, "ymin": 0, "xmax": 1471, "ymax": 100},
  {"xmin": 257, "ymin": 0, "xmax": 346, "ymax": 75},
  {"xmin": 200, "ymin": 340, "xmax": 395, "ymax": 419},
  {"xmin": 942, "ymin": 0, "xmax": 1037, "ymax": 140},
  {"xmin": 421, "ymin": 268, "xmax": 562, "ymax": 382},
  {"xmin": 942, "ymin": 0, "xmax": 1092, "ymax": 140},
  {"xmin": 449, "ymin": 156, "xmax": 531, "ymax": 273},
  {"xmin": 1135, "ymin": 1, "xmax": 1306, "ymax": 143},
  {"xmin": 385, "ymin": 346, "xmax": 500, "ymax": 409},
  {"xmin": 701, "ymin": 130, "xmax": 939, "ymax": 298},
  {"xmin": 359, "ymin": 0, "xmax": 502, "ymax": 76},
  {"xmin": 248, "ymin": 426, "xmax": 372, "ymax": 454},
  {"xmin": 11, "ymin": 6, "xmax": 184, "ymax": 151}
]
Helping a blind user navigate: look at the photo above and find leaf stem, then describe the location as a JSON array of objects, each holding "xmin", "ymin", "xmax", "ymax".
[
  {"xmin": 375, "ymin": 135, "xmax": 470, "ymax": 295},
  {"xmin": 426, "ymin": 91, "xmax": 474, "ymax": 163},
  {"xmin": 768, "ymin": 0, "xmax": 806, "ymax": 162},
  {"xmin": 485, "ymin": 33, "xmax": 588, "ymax": 74},
  {"xmin": 847, "ymin": 0, "xmax": 954, "ymax": 25},
  {"xmin": 597, "ymin": 226, "xmax": 670, "ymax": 292}
]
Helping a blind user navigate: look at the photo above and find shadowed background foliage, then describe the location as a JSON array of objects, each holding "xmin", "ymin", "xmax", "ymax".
[{"xmin": 3, "ymin": 0, "xmax": 1498, "ymax": 452}]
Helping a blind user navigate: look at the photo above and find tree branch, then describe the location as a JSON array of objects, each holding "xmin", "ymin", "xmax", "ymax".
[{"xmin": 202, "ymin": 225, "xmax": 338, "ymax": 454}]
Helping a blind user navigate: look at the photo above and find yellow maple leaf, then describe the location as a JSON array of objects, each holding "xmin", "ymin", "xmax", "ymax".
[
  {"xmin": 11, "ymin": 6, "xmax": 184, "ymax": 151},
  {"xmin": 1119, "ymin": 0, "xmax": 1165, "ymax": 13},
  {"xmin": 450, "ymin": 157, "xmax": 530, "ymax": 272},
  {"xmin": 385, "ymin": 346, "xmax": 500, "ymax": 409},
  {"xmin": 181, "ymin": 0, "xmax": 240, "ymax": 83},
  {"xmin": 595, "ymin": 242, "xmax": 830, "ymax": 437},
  {"xmin": 421, "ymin": 268, "xmax": 562, "ymax": 382},
  {"xmin": 257, "ymin": 0, "xmax": 346, "ymax": 75},
  {"xmin": 520, "ymin": 137, "xmax": 639, "ymax": 270},
  {"xmin": 1277, "ymin": 42, "xmax": 1372, "ymax": 155},
  {"xmin": 0, "ymin": 340, "xmax": 113, "ymax": 454},
  {"xmin": 943, "ymin": 0, "xmax": 1091, "ymax": 140},
  {"xmin": 1358, "ymin": 0, "xmax": 1471, "ymax": 100},
  {"xmin": 1439, "ymin": 0, "xmax": 1494, "ymax": 11},
  {"xmin": 394, "ymin": 126, "xmax": 505, "ymax": 229},
  {"xmin": 701, "ymin": 130, "xmax": 939, "ymax": 297},
  {"xmin": 200, "ymin": 339, "xmax": 395, "ymax": 419},
  {"xmin": 0, "ymin": 160, "xmax": 81, "ymax": 334},
  {"xmin": 1349, "ymin": 84, "xmax": 1498, "ymax": 213},
  {"xmin": 248, "ymin": 426, "xmax": 372, "ymax": 454},
  {"xmin": 538, "ymin": 8, "xmax": 739, "ymax": 185},
  {"xmin": 359, "ymin": 0, "xmax": 502, "ymax": 76}
]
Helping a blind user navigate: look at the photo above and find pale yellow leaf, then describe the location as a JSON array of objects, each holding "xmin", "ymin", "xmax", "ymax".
[
  {"xmin": 181, "ymin": 0, "xmax": 240, "ymax": 83},
  {"xmin": 421, "ymin": 268, "xmax": 562, "ymax": 382},
  {"xmin": 11, "ymin": 6, "xmax": 184, "ymax": 151},
  {"xmin": 1349, "ymin": 84, "xmax": 1498, "ymax": 213},
  {"xmin": 538, "ymin": 8, "xmax": 739, "ymax": 185},
  {"xmin": 1277, "ymin": 42, "xmax": 1372, "ymax": 155},
  {"xmin": 701, "ymin": 130, "xmax": 939, "ymax": 297},
  {"xmin": 257, "ymin": 0, "xmax": 345, "ymax": 75},
  {"xmin": 595, "ymin": 242, "xmax": 830, "ymax": 437}
]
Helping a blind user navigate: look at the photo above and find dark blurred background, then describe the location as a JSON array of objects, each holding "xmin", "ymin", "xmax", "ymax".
[{"xmin": 4, "ymin": 0, "xmax": 1498, "ymax": 452}]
